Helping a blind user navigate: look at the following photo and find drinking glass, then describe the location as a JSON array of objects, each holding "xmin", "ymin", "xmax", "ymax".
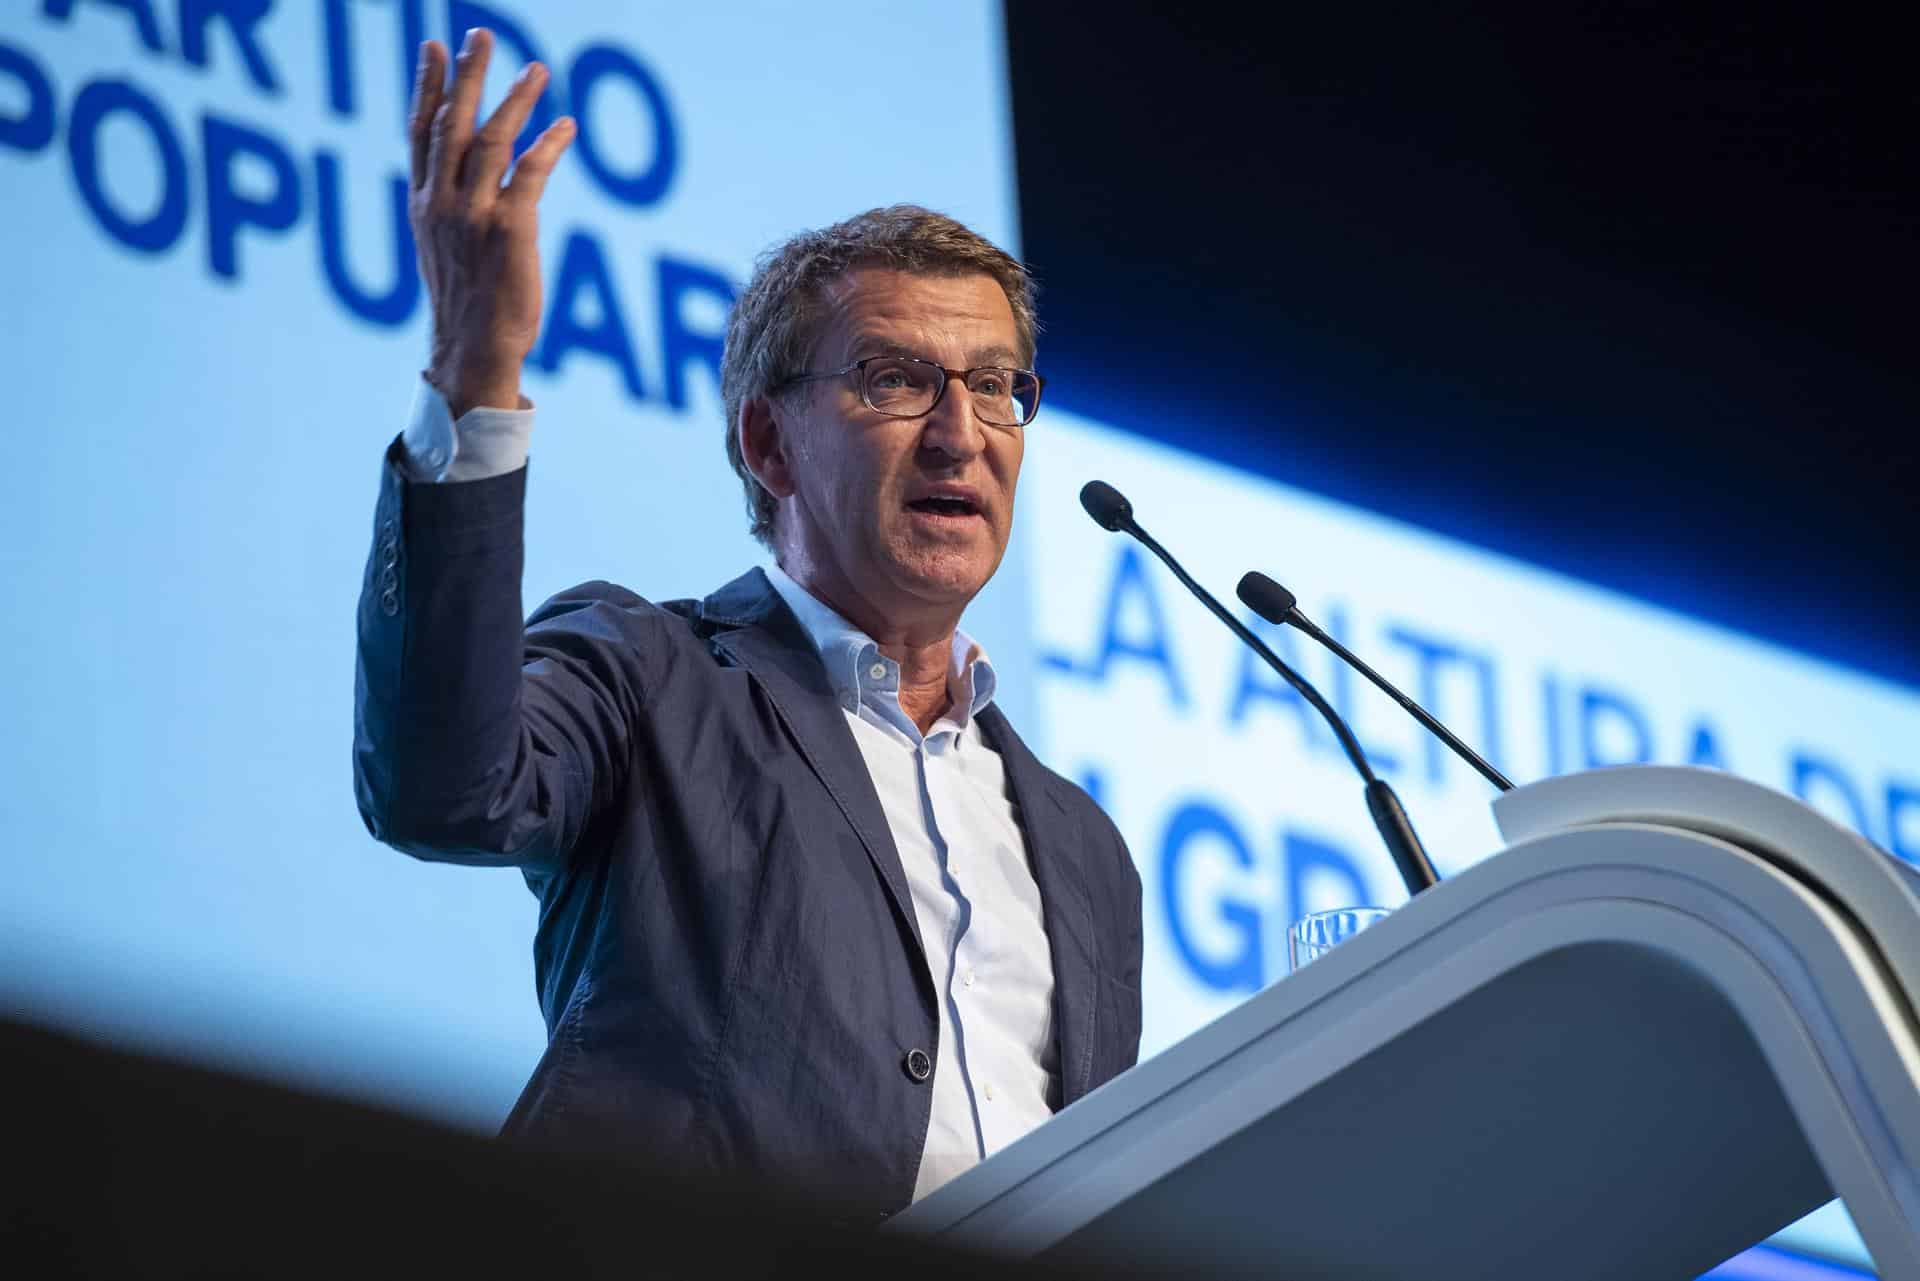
[{"xmin": 1286, "ymin": 906, "xmax": 1392, "ymax": 972}]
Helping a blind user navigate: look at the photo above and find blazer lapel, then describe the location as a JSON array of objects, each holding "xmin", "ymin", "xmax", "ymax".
[
  {"xmin": 699, "ymin": 570, "xmax": 1098, "ymax": 1099},
  {"xmin": 979, "ymin": 705, "xmax": 1100, "ymax": 1108},
  {"xmin": 702, "ymin": 571, "xmax": 929, "ymax": 976}
]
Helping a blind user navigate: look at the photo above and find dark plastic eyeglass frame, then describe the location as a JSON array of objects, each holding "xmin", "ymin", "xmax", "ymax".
[{"xmin": 775, "ymin": 355, "xmax": 1046, "ymax": 428}]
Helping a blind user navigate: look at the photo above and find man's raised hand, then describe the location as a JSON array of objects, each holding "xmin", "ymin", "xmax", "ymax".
[{"xmin": 409, "ymin": 29, "xmax": 575, "ymax": 419}]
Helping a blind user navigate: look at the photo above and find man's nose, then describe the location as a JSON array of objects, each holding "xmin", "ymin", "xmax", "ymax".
[{"xmin": 918, "ymin": 375, "xmax": 987, "ymax": 461}]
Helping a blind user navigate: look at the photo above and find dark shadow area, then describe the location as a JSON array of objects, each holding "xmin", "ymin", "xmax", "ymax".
[
  {"xmin": 0, "ymin": 1016, "xmax": 1146, "ymax": 1280},
  {"xmin": 1007, "ymin": 2, "xmax": 1917, "ymax": 688}
]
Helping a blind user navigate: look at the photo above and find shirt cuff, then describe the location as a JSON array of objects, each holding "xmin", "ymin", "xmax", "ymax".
[{"xmin": 399, "ymin": 374, "xmax": 535, "ymax": 483}]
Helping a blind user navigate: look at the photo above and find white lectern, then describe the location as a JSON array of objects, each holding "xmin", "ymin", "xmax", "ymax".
[{"xmin": 890, "ymin": 765, "xmax": 1920, "ymax": 1280}]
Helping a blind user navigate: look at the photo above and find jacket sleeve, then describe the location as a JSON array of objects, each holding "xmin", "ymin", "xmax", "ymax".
[
  {"xmin": 1101, "ymin": 807, "xmax": 1145, "ymax": 1069},
  {"xmin": 352, "ymin": 438, "xmax": 646, "ymax": 868}
]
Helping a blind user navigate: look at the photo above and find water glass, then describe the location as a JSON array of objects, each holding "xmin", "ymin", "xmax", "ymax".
[{"xmin": 1287, "ymin": 906, "xmax": 1391, "ymax": 972}]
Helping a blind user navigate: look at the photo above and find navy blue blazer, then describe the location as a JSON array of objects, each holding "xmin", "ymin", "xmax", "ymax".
[{"xmin": 353, "ymin": 448, "xmax": 1143, "ymax": 1217}]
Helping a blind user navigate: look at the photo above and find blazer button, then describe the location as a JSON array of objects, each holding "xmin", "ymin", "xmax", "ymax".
[{"xmin": 902, "ymin": 1049, "xmax": 932, "ymax": 1083}]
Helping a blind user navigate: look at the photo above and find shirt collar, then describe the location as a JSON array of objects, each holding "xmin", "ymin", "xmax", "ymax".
[{"xmin": 764, "ymin": 563, "xmax": 998, "ymax": 728}]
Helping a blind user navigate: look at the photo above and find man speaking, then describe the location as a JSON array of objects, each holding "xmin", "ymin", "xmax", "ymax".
[{"xmin": 353, "ymin": 30, "xmax": 1142, "ymax": 1218}]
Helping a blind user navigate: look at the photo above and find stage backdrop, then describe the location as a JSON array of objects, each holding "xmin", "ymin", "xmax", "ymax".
[
  {"xmin": 0, "ymin": 0, "xmax": 1025, "ymax": 1118},
  {"xmin": 1, "ymin": 3, "xmax": 1908, "ymax": 1274}
]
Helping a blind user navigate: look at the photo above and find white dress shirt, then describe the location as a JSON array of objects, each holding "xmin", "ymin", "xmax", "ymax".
[{"xmin": 398, "ymin": 377, "xmax": 1061, "ymax": 1199}]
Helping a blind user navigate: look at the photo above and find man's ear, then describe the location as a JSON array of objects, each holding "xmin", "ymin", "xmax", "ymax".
[{"xmin": 738, "ymin": 395, "xmax": 796, "ymax": 500}]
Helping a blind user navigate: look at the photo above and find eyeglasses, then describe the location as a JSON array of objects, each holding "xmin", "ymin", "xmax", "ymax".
[{"xmin": 776, "ymin": 355, "xmax": 1044, "ymax": 428}]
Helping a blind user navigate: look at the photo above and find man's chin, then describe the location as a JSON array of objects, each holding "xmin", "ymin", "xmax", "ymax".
[{"xmin": 886, "ymin": 544, "xmax": 999, "ymax": 606}]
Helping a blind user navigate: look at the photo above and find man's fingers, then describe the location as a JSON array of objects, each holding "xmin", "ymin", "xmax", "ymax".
[
  {"xmin": 463, "ymin": 61, "xmax": 550, "ymax": 197},
  {"xmin": 408, "ymin": 40, "xmax": 447, "ymax": 190},
  {"xmin": 500, "ymin": 116, "xmax": 577, "ymax": 209},
  {"xmin": 429, "ymin": 27, "xmax": 491, "ymax": 192}
]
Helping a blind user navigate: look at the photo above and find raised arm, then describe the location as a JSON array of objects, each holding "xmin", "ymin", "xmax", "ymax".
[{"xmin": 354, "ymin": 31, "xmax": 627, "ymax": 870}]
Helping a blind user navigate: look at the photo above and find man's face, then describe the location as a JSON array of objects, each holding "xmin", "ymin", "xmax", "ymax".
[{"xmin": 769, "ymin": 267, "xmax": 1026, "ymax": 629}]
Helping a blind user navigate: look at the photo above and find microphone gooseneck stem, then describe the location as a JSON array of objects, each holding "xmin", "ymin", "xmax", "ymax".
[
  {"xmin": 1288, "ymin": 607, "xmax": 1515, "ymax": 793},
  {"xmin": 1124, "ymin": 519, "xmax": 1377, "ymax": 785},
  {"xmin": 1124, "ymin": 518, "xmax": 1441, "ymax": 896},
  {"xmin": 1365, "ymin": 778, "xmax": 1440, "ymax": 894},
  {"xmin": 1084, "ymin": 480, "xmax": 1443, "ymax": 899}
]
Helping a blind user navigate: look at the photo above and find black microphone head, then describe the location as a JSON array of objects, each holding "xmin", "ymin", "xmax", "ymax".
[
  {"xmin": 1079, "ymin": 480, "xmax": 1134, "ymax": 532},
  {"xmin": 1236, "ymin": 571, "xmax": 1299, "ymax": 624}
]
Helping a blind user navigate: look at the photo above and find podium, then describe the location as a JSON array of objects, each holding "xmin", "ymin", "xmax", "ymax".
[{"xmin": 889, "ymin": 766, "xmax": 1920, "ymax": 1279}]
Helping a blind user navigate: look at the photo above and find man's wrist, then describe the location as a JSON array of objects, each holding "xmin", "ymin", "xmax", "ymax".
[
  {"xmin": 403, "ymin": 373, "xmax": 535, "ymax": 484},
  {"xmin": 428, "ymin": 362, "xmax": 525, "ymax": 420}
]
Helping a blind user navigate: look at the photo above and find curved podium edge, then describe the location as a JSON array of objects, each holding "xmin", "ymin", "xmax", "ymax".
[{"xmin": 890, "ymin": 819, "xmax": 1920, "ymax": 1280}]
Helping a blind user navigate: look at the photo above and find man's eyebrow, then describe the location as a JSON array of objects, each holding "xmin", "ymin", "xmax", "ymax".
[
  {"xmin": 846, "ymin": 338, "xmax": 1027, "ymax": 368},
  {"xmin": 968, "ymin": 344, "xmax": 1024, "ymax": 368},
  {"xmin": 847, "ymin": 338, "xmax": 922, "ymax": 360}
]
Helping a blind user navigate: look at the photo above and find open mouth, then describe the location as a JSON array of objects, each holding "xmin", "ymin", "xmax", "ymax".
[{"xmin": 906, "ymin": 496, "xmax": 982, "ymax": 518}]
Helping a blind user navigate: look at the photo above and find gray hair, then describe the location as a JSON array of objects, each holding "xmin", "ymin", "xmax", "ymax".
[{"xmin": 719, "ymin": 204, "xmax": 1039, "ymax": 548}]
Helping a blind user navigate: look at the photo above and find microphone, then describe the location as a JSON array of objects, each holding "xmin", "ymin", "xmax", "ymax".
[
  {"xmin": 1236, "ymin": 571, "xmax": 1514, "ymax": 793},
  {"xmin": 1078, "ymin": 481, "xmax": 1439, "ymax": 897},
  {"xmin": 1079, "ymin": 479, "xmax": 1133, "ymax": 531}
]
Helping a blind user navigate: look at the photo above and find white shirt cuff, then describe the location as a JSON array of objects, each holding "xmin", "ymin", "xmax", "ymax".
[{"xmin": 399, "ymin": 374, "xmax": 535, "ymax": 483}]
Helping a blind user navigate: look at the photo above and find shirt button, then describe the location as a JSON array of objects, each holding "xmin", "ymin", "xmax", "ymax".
[
  {"xmin": 983, "ymin": 1082, "xmax": 996, "ymax": 1102},
  {"xmin": 868, "ymin": 662, "xmax": 887, "ymax": 682},
  {"xmin": 902, "ymin": 1048, "xmax": 933, "ymax": 1083},
  {"xmin": 963, "ymin": 968, "xmax": 976, "ymax": 988}
]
